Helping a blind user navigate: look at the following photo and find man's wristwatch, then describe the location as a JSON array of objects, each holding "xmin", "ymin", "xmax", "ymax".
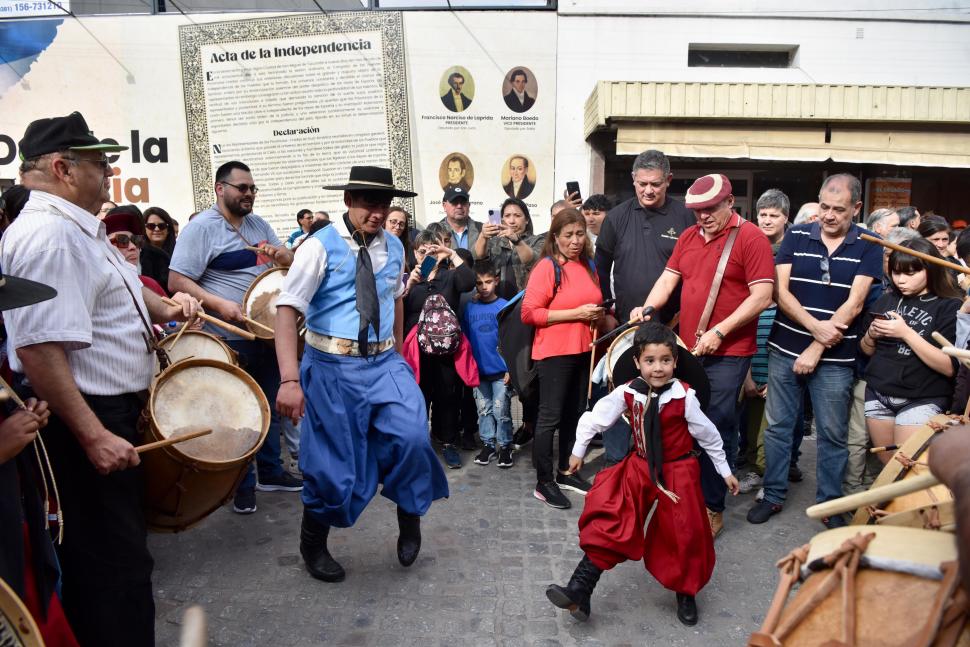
[{"xmin": 712, "ymin": 327, "xmax": 725, "ymax": 339}]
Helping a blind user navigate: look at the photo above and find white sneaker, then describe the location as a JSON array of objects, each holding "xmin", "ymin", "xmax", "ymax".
[
  {"xmin": 738, "ymin": 471, "xmax": 762, "ymax": 494},
  {"xmin": 755, "ymin": 487, "xmax": 765, "ymax": 502}
]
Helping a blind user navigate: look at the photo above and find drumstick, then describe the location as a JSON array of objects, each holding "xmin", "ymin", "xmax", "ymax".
[
  {"xmin": 243, "ymin": 316, "xmax": 274, "ymax": 335},
  {"xmin": 869, "ymin": 444, "xmax": 899, "ymax": 454},
  {"xmin": 587, "ymin": 323, "xmax": 598, "ymax": 403},
  {"xmin": 0, "ymin": 374, "xmax": 26, "ymax": 409},
  {"xmin": 244, "ymin": 245, "xmax": 264, "ymax": 253},
  {"xmin": 161, "ymin": 297, "xmax": 256, "ymax": 341},
  {"xmin": 590, "ymin": 306, "xmax": 656, "ymax": 348},
  {"xmin": 169, "ymin": 299, "xmax": 204, "ymax": 350},
  {"xmin": 805, "ymin": 472, "xmax": 940, "ymax": 519},
  {"xmin": 136, "ymin": 428, "xmax": 212, "ymax": 454},
  {"xmin": 860, "ymin": 233, "xmax": 970, "ymax": 275}
]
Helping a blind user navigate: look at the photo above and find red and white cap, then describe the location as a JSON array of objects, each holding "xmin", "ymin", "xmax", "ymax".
[{"xmin": 684, "ymin": 174, "xmax": 732, "ymax": 211}]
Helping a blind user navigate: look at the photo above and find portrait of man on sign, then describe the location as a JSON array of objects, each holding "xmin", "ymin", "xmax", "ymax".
[
  {"xmin": 503, "ymin": 67, "xmax": 537, "ymax": 113},
  {"xmin": 440, "ymin": 68, "xmax": 474, "ymax": 113}
]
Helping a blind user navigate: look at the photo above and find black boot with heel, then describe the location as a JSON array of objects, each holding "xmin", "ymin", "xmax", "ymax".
[
  {"xmin": 300, "ymin": 509, "xmax": 345, "ymax": 582},
  {"xmin": 545, "ymin": 555, "xmax": 603, "ymax": 621}
]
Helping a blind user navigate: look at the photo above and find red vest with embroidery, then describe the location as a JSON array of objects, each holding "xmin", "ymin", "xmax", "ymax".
[{"xmin": 622, "ymin": 380, "xmax": 693, "ymax": 463}]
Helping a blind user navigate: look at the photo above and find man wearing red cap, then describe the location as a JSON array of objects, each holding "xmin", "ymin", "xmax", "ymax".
[{"xmin": 631, "ymin": 174, "xmax": 774, "ymax": 538}]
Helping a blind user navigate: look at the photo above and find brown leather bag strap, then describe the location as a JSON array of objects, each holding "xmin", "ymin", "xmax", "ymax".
[{"xmin": 696, "ymin": 222, "xmax": 742, "ymax": 340}]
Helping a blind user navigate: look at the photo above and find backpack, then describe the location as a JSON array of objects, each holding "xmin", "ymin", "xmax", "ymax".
[
  {"xmin": 416, "ymin": 293, "xmax": 461, "ymax": 355},
  {"xmin": 497, "ymin": 257, "xmax": 595, "ymax": 399}
]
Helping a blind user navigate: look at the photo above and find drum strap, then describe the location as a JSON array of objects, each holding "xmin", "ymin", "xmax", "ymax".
[{"xmin": 696, "ymin": 224, "xmax": 741, "ymax": 341}]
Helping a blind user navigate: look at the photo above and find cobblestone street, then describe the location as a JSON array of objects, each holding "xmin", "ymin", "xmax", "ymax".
[{"xmin": 151, "ymin": 438, "xmax": 821, "ymax": 646}]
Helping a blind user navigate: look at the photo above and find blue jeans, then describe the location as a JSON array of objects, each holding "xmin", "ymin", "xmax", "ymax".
[
  {"xmin": 473, "ymin": 376, "xmax": 513, "ymax": 448},
  {"xmin": 763, "ymin": 349, "xmax": 853, "ymax": 506},
  {"xmin": 697, "ymin": 355, "xmax": 751, "ymax": 513},
  {"xmin": 227, "ymin": 339, "xmax": 286, "ymax": 491}
]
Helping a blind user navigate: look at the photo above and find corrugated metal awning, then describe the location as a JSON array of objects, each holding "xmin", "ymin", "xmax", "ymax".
[{"xmin": 588, "ymin": 82, "xmax": 970, "ymax": 168}]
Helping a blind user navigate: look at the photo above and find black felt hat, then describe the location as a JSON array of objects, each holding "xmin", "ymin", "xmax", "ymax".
[
  {"xmin": 323, "ymin": 166, "xmax": 417, "ymax": 198},
  {"xmin": 18, "ymin": 111, "xmax": 128, "ymax": 160},
  {"xmin": 0, "ymin": 264, "xmax": 56, "ymax": 312},
  {"xmin": 442, "ymin": 186, "xmax": 470, "ymax": 203}
]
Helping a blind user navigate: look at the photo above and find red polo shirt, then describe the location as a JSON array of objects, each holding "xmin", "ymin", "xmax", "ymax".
[{"xmin": 666, "ymin": 213, "xmax": 774, "ymax": 356}]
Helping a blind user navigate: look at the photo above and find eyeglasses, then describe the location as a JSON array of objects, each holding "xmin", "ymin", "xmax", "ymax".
[
  {"xmin": 220, "ymin": 181, "xmax": 258, "ymax": 195},
  {"xmin": 110, "ymin": 234, "xmax": 145, "ymax": 249},
  {"xmin": 819, "ymin": 256, "xmax": 830, "ymax": 285},
  {"xmin": 145, "ymin": 222, "xmax": 169, "ymax": 231},
  {"xmin": 68, "ymin": 156, "xmax": 110, "ymax": 171}
]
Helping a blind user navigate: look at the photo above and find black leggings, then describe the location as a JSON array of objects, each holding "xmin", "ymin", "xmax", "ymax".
[
  {"xmin": 420, "ymin": 352, "xmax": 462, "ymax": 446},
  {"xmin": 533, "ymin": 353, "xmax": 589, "ymax": 483}
]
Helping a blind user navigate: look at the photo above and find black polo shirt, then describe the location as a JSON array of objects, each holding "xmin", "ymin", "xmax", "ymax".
[{"xmin": 594, "ymin": 196, "xmax": 696, "ymax": 322}]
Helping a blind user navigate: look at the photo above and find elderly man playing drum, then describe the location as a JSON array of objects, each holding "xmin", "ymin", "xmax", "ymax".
[
  {"xmin": 275, "ymin": 166, "xmax": 449, "ymax": 583},
  {"xmin": 3, "ymin": 112, "xmax": 202, "ymax": 646},
  {"xmin": 169, "ymin": 160, "xmax": 303, "ymax": 515}
]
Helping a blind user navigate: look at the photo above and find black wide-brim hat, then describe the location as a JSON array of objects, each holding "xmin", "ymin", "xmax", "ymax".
[
  {"xmin": 0, "ymin": 268, "xmax": 57, "ymax": 312},
  {"xmin": 611, "ymin": 344, "xmax": 711, "ymax": 412},
  {"xmin": 323, "ymin": 165, "xmax": 417, "ymax": 198},
  {"xmin": 19, "ymin": 111, "xmax": 128, "ymax": 160}
]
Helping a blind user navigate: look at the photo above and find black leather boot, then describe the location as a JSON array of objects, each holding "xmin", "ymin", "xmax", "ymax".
[
  {"xmin": 545, "ymin": 555, "xmax": 603, "ymax": 621},
  {"xmin": 397, "ymin": 507, "xmax": 421, "ymax": 567},
  {"xmin": 300, "ymin": 510, "xmax": 345, "ymax": 582},
  {"xmin": 676, "ymin": 593, "xmax": 698, "ymax": 626}
]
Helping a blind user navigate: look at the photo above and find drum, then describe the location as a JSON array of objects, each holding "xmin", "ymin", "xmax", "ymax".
[
  {"xmin": 0, "ymin": 577, "xmax": 43, "ymax": 647},
  {"xmin": 850, "ymin": 414, "xmax": 959, "ymax": 530},
  {"xmin": 749, "ymin": 525, "xmax": 969, "ymax": 646},
  {"xmin": 605, "ymin": 326, "xmax": 711, "ymax": 411},
  {"xmin": 141, "ymin": 358, "xmax": 270, "ymax": 532},
  {"xmin": 155, "ymin": 330, "xmax": 237, "ymax": 374},
  {"xmin": 242, "ymin": 267, "xmax": 287, "ymax": 339}
]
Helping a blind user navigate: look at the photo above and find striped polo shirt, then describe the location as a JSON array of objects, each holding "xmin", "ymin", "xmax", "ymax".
[{"xmin": 768, "ymin": 222, "xmax": 883, "ymax": 363}]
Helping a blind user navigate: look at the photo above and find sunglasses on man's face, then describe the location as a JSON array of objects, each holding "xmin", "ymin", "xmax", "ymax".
[
  {"xmin": 145, "ymin": 222, "xmax": 169, "ymax": 231},
  {"xmin": 110, "ymin": 234, "xmax": 145, "ymax": 249}
]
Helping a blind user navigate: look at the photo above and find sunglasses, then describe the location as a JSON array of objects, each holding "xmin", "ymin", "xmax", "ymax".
[
  {"xmin": 220, "ymin": 181, "xmax": 259, "ymax": 195},
  {"xmin": 69, "ymin": 156, "xmax": 111, "ymax": 171},
  {"xmin": 110, "ymin": 234, "xmax": 145, "ymax": 249},
  {"xmin": 819, "ymin": 256, "xmax": 830, "ymax": 285},
  {"xmin": 145, "ymin": 222, "xmax": 169, "ymax": 231}
]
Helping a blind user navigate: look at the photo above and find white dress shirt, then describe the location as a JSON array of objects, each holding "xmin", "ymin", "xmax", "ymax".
[
  {"xmin": 1, "ymin": 191, "xmax": 155, "ymax": 395},
  {"xmin": 277, "ymin": 226, "xmax": 405, "ymax": 315},
  {"xmin": 572, "ymin": 379, "xmax": 730, "ymax": 477}
]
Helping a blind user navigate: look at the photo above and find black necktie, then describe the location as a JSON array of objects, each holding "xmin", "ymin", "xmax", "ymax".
[
  {"xmin": 629, "ymin": 377, "xmax": 675, "ymax": 489},
  {"xmin": 353, "ymin": 231, "xmax": 380, "ymax": 357}
]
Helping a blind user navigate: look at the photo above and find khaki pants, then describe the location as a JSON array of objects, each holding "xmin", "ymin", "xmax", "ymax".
[{"xmin": 843, "ymin": 379, "xmax": 882, "ymax": 495}]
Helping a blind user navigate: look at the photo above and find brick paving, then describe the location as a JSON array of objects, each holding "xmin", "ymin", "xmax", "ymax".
[{"xmin": 151, "ymin": 437, "xmax": 821, "ymax": 646}]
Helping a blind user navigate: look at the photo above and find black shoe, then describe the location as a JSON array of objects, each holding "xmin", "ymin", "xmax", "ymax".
[
  {"xmin": 545, "ymin": 555, "xmax": 603, "ymax": 621},
  {"xmin": 512, "ymin": 424, "xmax": 534, "ymax": 450},
  {"xmin": 822, "ymin": 513, "xmax": 848, "ymax": 529},
  {"xmin": 299, "ymin": 510, "xmax": 345, "ymax": 582},
  {"xmin": 788, "ymin": 464, "xmax": 803, "ymax": 482},
  {"xmin": 460, "ymin": 433, "xmax": 478, "ymax": 451},
  {"xmin": 232, "ymin": 488, "xmax": 256, "ymax": 514},
  {"xmin": 474, "ymin": 446, "xmax": 496, "ymax": 465},
  {"xmin": 556, "ymin": 471, "xmax": 592, "ymax": 495},
  {"xmin": 676, "ymin": 593, "xmax": 698, "ymax": 626},
  {"xmin": 396, "ymin": 507, "xmax": 421, "ymax": 567},
  {"xmin": 534, "ymin": 480, "xmax": 571, "ymax": 509},
  {"xmin": 256, "ymin": 472, "xmax": 304, "ymax": 492},
  {"xmin": 442, "ymin": 444, "xmax": 462, "ymax": 469},
  {"xmin": 497, "ymin": 445, "xmax": 514, "ymax": 468},
  {"xmin": 746, "ymin": 499, "xmax": 783, "ymax": 524}
]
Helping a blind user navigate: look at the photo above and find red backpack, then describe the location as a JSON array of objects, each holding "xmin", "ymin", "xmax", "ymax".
[{"xmin": 416, "ymin": 293, "xmax": 461, "ymax": 355}]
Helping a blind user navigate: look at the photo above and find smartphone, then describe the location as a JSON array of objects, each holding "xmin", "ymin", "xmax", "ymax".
[
  {"xmin": 600, "ymin": 298, "xmax": 616, "ymax": 308},
  {"xmin": 419, "ymin": 256, "xmax": 437, "ymax": 280},
  {"xmin": 566, "ymin": 181, "xmax": 582, "ymax": 203},
  {"xmin": 488, "ymin": 208, "xmax": 502, "ymax": 225},
  {"xmin": 879, "ymin": 312, "xmax": 895, "ymax": 320}
]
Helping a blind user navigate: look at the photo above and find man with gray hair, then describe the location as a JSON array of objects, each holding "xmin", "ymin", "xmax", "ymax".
[
  {"xmin": 749, "ymin": 173, "xmax": 883, "ymax": 528},
  {"xmin": 896, "ymin": 205, "xmax": 921, "ymax": 230},
  {"xmin": 865, "ymin": 208, "xmax": 899, "ymax": 237},
  {"xmin": 594, "ymin": 149, "xmax": 694, "ymax": 322},
  {"xmin": 793, "ymin": 202, "xmax": 819, "ymax": 225}
]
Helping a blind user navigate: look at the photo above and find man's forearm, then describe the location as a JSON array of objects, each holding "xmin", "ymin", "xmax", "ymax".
[
  {"xmin": 953, "ymin": 469, "xmax": 970, "ymax": 596},
  {"xmin": 643, "ymin": 271, "xmax": 679, "ymax": 313},
  {"xmin": 275, "ymin": 306, "xmax": 301, "ymax": 381},
  {"xmin": 17, "ymin": 343, "xmax": 104, "ymax": 446},
  {"xmin": 777, "ymin": 287, "xmax": 820, "ymax": 331}
]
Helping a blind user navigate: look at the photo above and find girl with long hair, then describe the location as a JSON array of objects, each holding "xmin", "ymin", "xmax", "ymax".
[{"xmin": 860, "ymin": 237, "xmax": 962, "ymax": 462}]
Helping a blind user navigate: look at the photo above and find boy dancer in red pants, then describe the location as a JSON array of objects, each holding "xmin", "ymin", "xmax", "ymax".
[{"xmin": 547, "ymin": 323, "xmax": 739, "ymax": 625}]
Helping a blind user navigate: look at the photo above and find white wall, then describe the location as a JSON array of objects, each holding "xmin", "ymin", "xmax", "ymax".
[{"xmin": 553, "ymin": 12, "xmax": 970, "ymax": 194}]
